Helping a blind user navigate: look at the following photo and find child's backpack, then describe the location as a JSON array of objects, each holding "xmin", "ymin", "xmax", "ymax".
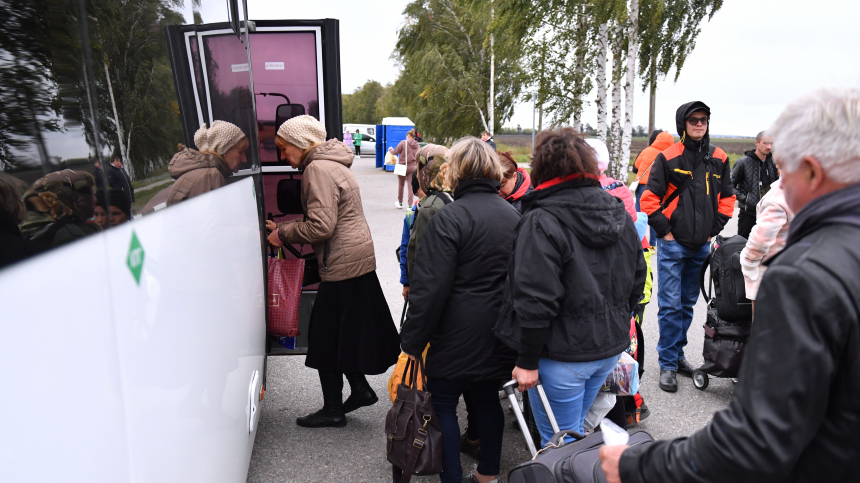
[{"xmin": 699, "ymin": 235, "xmax": 753, "ymax": 322}]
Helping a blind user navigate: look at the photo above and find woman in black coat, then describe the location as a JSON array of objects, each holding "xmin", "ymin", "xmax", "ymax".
[
  {"xmin": 495, "ymin": 127, "xmax": 647, "ymax": 446},
  {"xmin": 400, "ymin": 137, "xmax": 520, "ymax": 483}
]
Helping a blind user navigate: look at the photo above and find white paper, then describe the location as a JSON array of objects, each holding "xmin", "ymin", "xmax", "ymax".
[
  {"xmin": 265, "ymin": 62, "xmax": 284, "ymax": 70},
  {"xmin": 600, "ymin": 418, "xmax": 630, "ymax": 446},
  {"xmin": 231, "ymin": 63, "xmax": 249, "ymax": 72}
]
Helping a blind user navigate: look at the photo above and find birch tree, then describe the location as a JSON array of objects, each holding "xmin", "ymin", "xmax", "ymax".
[
  {"xmin": 609, "ymin": 23, "xmax": 624, "ymax": 176},
  {"xmin": 595, "ymin": 23, "xmax": 609, "ymax": 144},
  {"xmin": 620, "ymin": 0, "xmax": 639, "ymax": 178},
  {"xmin": 89, "ymin": 0, "xmax": 186, "ymax": 178}
]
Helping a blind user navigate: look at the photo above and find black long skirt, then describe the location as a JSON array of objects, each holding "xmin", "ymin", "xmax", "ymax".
[{"xmin": 304, "ymin": 270, "xmax": 401, "ymax": 375}]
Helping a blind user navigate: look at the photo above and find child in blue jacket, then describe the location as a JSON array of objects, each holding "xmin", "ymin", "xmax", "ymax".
[{"xmin": 399, "ymin": 171, "xmax": 423, "ymax": 299}]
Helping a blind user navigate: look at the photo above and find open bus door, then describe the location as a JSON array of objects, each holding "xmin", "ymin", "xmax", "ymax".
[{"xmin": 164, "ymin": 19, "xmax": 343, "ymax": 357}]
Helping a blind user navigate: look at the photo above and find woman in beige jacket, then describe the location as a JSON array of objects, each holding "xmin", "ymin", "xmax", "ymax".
[
  {"xmin": 166, "ymin": 121, "xmax": 248, "ymax": 206},
  {"xmin": 265, "ymin": 115, "xmax": 400, "ymax": 428}
]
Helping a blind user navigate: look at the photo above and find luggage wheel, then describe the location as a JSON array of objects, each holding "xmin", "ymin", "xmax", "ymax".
[{"xmin": 692, "ymin": 370, "xmax": 709, "ymax": 390}]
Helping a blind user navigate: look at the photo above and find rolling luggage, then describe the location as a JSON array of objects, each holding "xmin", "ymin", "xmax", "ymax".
[
  {"xmin": 504, "ymin": 379, "xmax": 654, "ymax": 483},
  {"xmin": 693, "ymin": 235, "xmax": 754, "ymax": 390}
]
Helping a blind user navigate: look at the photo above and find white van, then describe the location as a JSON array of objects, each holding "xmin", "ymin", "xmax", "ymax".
[{"xmin": 343, "ymin": 123, "xmax": 377, "ymax": 157}]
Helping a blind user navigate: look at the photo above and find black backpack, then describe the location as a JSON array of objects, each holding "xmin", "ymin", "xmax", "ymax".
[{"xmin": 699, "ymin": 235, "xmax": 753, "ymax": 322}]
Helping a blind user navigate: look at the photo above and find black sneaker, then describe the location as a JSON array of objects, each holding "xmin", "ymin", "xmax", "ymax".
[{"xmin": 295, "ymin": 408, "xmax": 346, "ymax": 428}]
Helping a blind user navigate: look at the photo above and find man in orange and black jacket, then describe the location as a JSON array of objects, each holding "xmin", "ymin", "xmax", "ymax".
[{"xmin": 640, "ymin": 101, "xmax": 735, "ymax": 393}]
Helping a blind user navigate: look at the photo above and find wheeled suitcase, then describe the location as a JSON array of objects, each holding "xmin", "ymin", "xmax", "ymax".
[
  {"xmin": 693, "ymin": 236, "xmax": 754, "ymax": 390},
  {"xmin": 504, "ymin": 379, "xmax": 654, "ymax": 483}
]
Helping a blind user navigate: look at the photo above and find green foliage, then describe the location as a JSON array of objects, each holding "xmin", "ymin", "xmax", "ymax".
[
  {"xmin": 496, "ymin": 0, "xmax": 628, "ymax": 125},
  {"xmin": 342, "ymin": 80, "xmax": 386, "ymax": 124},
  {"xmin": 0, "ymin": 0, "xmax": 82, "ymax": 171},
  {"xmin": 638, "ymin": 0, "xmax": 723, "ymax": 89},
  {"xmin": 391, "ymin": 0, "xmax": 524, "ymax": 144},
  {"xmin": 0, "ymin": 0, "xmax": 187, "ymax": 177},
  {"xmin": 88, "ymin": 0, "xmax": 186, "ymax": 178}
]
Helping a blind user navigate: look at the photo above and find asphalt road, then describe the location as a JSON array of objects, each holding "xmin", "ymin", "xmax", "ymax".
[{"xmin": 246, "ymin": 156, "xmax": 737, "ymax": 482}]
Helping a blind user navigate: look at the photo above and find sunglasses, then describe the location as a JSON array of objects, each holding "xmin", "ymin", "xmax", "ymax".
[{"xmin": 687, "ymin": 116, "xmax": 709, "ymax": 126}]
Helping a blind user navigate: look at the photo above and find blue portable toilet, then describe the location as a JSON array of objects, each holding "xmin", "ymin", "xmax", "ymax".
[{"xmin": 375, "ymin": 117, "xmax": 415, "ymax": 170}]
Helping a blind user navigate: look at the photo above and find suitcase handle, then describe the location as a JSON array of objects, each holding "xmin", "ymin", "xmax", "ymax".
[
  {"xmin": 503, "ymin": 379, "xmax": 563, "ymax": 457},
  {"xmin": 548, "ymin": 429, "xmax": 586, "ymax": 446}
]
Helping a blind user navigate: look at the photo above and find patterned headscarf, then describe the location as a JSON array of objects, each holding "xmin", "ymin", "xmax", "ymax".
[
  {"xmin": 19, "ymin": 169, "xmax": 95, "ymax": 238},
  {"xmin": 417, "ymin": 144, "xmax": 451, "ymax": 194}
]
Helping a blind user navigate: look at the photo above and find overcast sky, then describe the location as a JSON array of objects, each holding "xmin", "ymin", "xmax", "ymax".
[{"xmin": 186, "ymin": 0, "xmax": 860, "ymax": 137}]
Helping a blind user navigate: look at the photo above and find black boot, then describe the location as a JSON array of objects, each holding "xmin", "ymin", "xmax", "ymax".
[
  {"xmin": 296, "ymin": 371, "xmax": 347, "ymax": 428},
  {"xmin": 676, "ymin": 359, "xmax": 695, "ymax": 378},
  {"xmin": 659, "ymin": 370, "xmax": 678, "ymax": 392},
  {"xmin": 343, "ymin": 372, "xmax": 378, "ymax": 413}
]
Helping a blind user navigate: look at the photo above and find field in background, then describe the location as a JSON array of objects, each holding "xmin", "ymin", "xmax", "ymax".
[{"xmin": 496, "ymin": 134, "xmax": 754, "ymax": 169}]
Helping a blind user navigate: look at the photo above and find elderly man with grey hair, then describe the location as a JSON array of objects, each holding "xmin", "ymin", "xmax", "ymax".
[{"xmin": 599, "ymin": 88, "xmax": 860, "ymax": 482}]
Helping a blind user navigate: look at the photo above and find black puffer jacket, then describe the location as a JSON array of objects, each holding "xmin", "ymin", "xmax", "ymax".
[
  {"xmin": 400, "ymin": 178, "xmax": 520, "ymax": 381},
  {"xmin": 731, "ymin": 150, "xmax": 779, "ymax": 212},
  {"xmin": 494, "ymin": 177, "xmax": 646, "ymax": 366},
  {"xmin": 620, "ymin": 182, "xmax": 860, "ymax": 482}
]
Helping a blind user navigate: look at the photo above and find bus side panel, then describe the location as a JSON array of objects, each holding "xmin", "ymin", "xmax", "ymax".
[
  {"xmin": 0, "ymin": 229, "xmax": 132, "ymax": 481},
  {"xmin": 106, "ymin": 178, "xmax": 266, "ymax": 482}
]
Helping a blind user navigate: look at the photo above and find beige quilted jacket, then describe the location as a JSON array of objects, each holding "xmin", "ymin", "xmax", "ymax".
[{"xmin": 277, "ymin": 139, "xmax": 376, "ymax": 282}]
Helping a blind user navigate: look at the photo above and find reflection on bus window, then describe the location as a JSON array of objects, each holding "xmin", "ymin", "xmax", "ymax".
[
  {"xmin": 0, "ymin": 1, "xmax": 256, "ymax": 272},
  {"xmin": 166, "ymin": 121, "xmax": 249, "ymax": 206},
  {"xmin": 94, "ymin": 189, "xmax": 131, "ymax": 229},
  {"xmin": 19, "ymin": 169, "xmax": 101, "ymax": 248},
  {"xmin": 250, "ymin": 32, "xmax": 321, "ymax": 164}
]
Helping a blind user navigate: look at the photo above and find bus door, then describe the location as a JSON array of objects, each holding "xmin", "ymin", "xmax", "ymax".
[{"xmin": 165, "ymin": 19, "xmax": 343, "ymax": 355}]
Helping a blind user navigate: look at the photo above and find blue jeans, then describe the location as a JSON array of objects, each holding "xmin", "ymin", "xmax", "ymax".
[
  {"xmin": 427, "ymin": 378, "xmax": 504, "ymax": 482},
  {"xmin": 528, "ymin": 355, "xmax": 620, "ymax": 447},
  {"xmin": 635, "ymin": 184, "xmax": 657, "ymax": 245},
  {"xmin": 656, "ymin": 238, "xmax": 710, "ymax": 370}
]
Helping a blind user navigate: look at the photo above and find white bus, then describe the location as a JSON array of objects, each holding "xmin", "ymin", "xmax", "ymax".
[{"xmin": 1, "ymin": 2, "xmax": 343, "ymax": 480}]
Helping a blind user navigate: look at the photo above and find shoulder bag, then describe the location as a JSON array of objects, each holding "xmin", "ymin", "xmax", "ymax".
[
  {"xmin": 394, "ymin": 141, "xmax": 409, "ymax": 177},
  {"xmin": 386, "ymin": 357, "xmax": 443, "ymax": 482}
]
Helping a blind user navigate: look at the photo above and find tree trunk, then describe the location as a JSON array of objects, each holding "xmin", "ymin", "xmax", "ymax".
[
  {"xmin": 30, "ymin": 107, "xmax": 51, "ymax": 175},
  {"xmin": 488, "ymin": 1, "xmax": 494, "ymax": 136},
  {"xmin": 104, "ymin": 60, "xmax": 134, "ymax": 179},
  {"xmin": 648, "ymin": 55, "xmax": 657, "ymax": 135},
  {"xmin": 572, "ymin": 5, "xmax": 586, "ymax": 129},
  {"xmin": 538, "ymin": 106, "xmax": 543, "ymax": 132},
  {"xmin": 621, "ymin": 0, "xmax": 639, "ymax": 181},
  {"xmin": 596, "ymin": 23, "xmax": 609, "ymax": 144},
  {"xmin": 649, "ymin": 81, "xmax": 656, "ymax": 135},
  {"xmin": 610, "ymin": 23, "xmax": 624, "ymax": 177}
]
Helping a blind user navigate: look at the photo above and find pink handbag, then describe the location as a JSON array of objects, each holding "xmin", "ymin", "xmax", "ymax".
[{"xmin": 267, "ymin": 249, "xmax": 304, "ymax": 337}]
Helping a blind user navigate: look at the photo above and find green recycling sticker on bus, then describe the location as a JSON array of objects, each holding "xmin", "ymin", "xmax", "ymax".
[{"xmin": 127, "ymin": 231, "xmax": 145, "ymax": 285}]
